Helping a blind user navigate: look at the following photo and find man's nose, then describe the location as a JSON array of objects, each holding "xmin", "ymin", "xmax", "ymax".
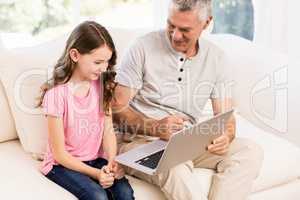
[{"xmin": 172, "ymin": 29, "xmax": 183, "ymax": 41}]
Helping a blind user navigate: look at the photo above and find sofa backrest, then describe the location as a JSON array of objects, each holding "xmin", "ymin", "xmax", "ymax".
[
  {"xmin": 205, "ymin": 34, "xmax": 293, "ymax": 144},
  {"xmin": 0, "ymin": 33, "xmax": 68, "ymax": 154},
  {"xmin": 0, "ymin": 80, "xmax": 17, "ymax": 143},
  {"xmin": 1, "ymin": 32, "xmax": 17, "ymax": 143},
  {"xmin": 0, "ymin": 27, "xmax": 295, "ymax": 159}
]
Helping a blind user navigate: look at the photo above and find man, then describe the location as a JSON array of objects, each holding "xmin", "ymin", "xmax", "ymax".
[{"xmin": 112, "ymin": 0, "xmax": 264, "ymax": 199}]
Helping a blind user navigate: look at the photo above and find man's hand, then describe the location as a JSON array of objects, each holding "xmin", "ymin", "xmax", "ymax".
[
  {"xmin": 152, "ymin": 115, "xmax": 187, "ymax": 140},
  {"xmin": 207, "ymin": 134, "xmax": 231, "ymax": 155}
]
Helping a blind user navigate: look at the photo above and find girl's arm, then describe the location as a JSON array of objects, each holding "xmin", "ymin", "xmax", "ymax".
[
  {"xmin": 102, "ymin": 110, "xmax": 117, "ymax": 164},
  {"xmin": 102, "ymin": 112, "xmax": 126, "ymax": 179},
  {"xmin": 47, "ymin": 116, "xmax": 109, "ymax": 183}
]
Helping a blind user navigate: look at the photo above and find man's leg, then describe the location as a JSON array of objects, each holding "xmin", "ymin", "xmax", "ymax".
[
  {"xmin": 193, "ymin": 138, "xmax": 264, "ymax": 200},
  {"xmin": 119, "ymin": 138, "xmax": 208, "ymax": 200}
]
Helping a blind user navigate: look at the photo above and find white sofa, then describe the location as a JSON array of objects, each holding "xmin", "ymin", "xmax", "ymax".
[{"xmin": 0, "ymin": 28, "xmax": 300, "ymax": 200}]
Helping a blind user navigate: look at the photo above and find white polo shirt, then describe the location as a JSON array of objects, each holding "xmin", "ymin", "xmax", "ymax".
[{"xmin": 116, "ymin": 30, "xmax": 232, "ymax": 123}]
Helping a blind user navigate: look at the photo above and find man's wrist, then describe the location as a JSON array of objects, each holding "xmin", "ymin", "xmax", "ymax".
[
  {"xmin": 145, "ymin": 119, "xmax": 159, "ymax": 137},
  {"xmin": 225, "ymin": 131, "xmax": 235, "ymax": 143}
]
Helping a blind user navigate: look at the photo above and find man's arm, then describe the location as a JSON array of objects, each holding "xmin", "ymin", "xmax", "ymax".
[
  {"xmin": 211, "ymin": 98, "xmax": 236, "ymax": 142},
  {"xmin": 112, "ymin": 84, "xmax": 156, "ymax": 136},
  {"xmin": 112, "ymin": 85, "xmax": 185, "ymax": 140},
  {"xmin": 207, "ymin": 98, "xmax": 236, "ymax": 155}
]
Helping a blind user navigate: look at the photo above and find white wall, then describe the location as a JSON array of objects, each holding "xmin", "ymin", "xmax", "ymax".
[
  {"xmin": 0, "ymin": 36, "xmax": 4, "ymax": 50},
  {"xmin": 152, "ymin": 0, "xmax": 169, "ymax": 29},
  {"xmin": 252, "ymin": 0, "xmax": 288, "ymax": 54},
  {"xmin": 288, "ymin": 1, "xmax": 300, "ymax": 147}
]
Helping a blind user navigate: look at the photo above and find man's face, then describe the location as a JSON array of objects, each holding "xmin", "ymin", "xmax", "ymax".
[{"xmin": 167, "ymin": 5, "xmax": 211, "ymax": 54}]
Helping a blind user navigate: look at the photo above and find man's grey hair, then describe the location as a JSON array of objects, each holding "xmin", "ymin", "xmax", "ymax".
[{"xmin": 170, "ymin": 0, "xmax": 212, "ymax": 21}]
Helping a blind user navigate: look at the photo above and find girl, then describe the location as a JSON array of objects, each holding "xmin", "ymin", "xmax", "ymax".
[{"xmin": 37, "ymin": 21, "xmax": 134, "ymax": 200}]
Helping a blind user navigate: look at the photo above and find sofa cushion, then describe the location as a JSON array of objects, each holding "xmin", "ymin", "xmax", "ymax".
[
  {"xmin": 236, "ymin": 115, "xmax": 300, "ymax": 192},
  {"xmin": 249, "ymin": 179, "xmax": 300, "ymax": 200},
  {"xmin": 0, "ymin": 140, "xmax": 77, "ymax": 200},
  {"xmin": 0, "ymin": 57, "xmax": 54, "ymax": 158},
  {"xmin": 0, "ymin": 140, "xmax": 166, "ymax": 200},
  {"xmin": 1, "ymin": 115, "xmax": 300, "ymax": 198},
  {"xmin": 0, "ymin": 79, "xmax": 17, "ymax": 143},
  {"xmin": 0, "ymin": 36, "xmax": 68, "ymax": 157},
  {"xmin": 0, "ymin": 139, "xmax": 213, "ymax": 200},
  {"xmin": 2, "ymin": 132, "xmax": 300, "ymax": 200}
]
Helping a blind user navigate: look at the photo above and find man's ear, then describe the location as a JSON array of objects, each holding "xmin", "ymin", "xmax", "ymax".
[
  {"xmin": 69, "ymin": 48, "xmax": 80, "ymax": 62},
  {"xmin": 203, "ymin": 16, "xmax": 213, "ymax": 30}
]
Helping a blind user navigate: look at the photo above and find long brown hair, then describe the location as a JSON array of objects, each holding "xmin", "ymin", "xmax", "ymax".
[{"xmin": 37, "ymin": 21, "xmax": 117, "ymax": 114}]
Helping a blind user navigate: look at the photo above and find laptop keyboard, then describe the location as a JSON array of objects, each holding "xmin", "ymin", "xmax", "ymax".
[{"xmin": 135, "ymin": 150, "xmax": 165, "ymax": 169}]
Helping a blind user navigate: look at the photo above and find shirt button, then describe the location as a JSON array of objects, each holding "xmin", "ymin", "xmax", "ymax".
[
  {"xmin": 178, "ymin": 77, "xmax": 182, "ymax": 82},
  {"xmin": 180, "ymin": 58, "xmax": 184, "ymax": 62},
  {"xmin": 180, "ymin": 68, "xmax": 184, "ymax": 72}
]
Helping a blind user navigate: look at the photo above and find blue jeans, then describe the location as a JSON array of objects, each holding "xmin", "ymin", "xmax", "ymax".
[{"xmin": 45, "ymin": 158, "xmax": 134, "ymax": 200}]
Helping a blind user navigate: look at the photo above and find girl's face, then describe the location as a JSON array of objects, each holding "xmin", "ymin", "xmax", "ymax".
[{"xmin": 70, "ymin": 45, "xmax": 113, "ymax": 81}]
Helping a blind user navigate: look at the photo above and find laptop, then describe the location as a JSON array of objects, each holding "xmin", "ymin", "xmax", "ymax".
[{"xmin": 115, "ymin": 109, "xmax": 234, "ymax": 175}]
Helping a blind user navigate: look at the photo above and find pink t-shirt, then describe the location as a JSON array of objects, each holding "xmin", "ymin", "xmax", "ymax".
[{"xmin": 40, "ymin": 80, "xmax": 105, "ymax": 175}]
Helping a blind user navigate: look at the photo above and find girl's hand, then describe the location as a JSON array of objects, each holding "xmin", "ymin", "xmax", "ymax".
[
  {"xmin": 108, "ymin": 161, "xmax": 125, "ymax": 179},
  {"xmin": 97, "ymin": 167, "xmax": 114, "ymax": 189}
]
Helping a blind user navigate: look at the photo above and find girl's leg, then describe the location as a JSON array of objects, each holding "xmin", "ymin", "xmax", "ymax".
[
  {"xmin": 46, "ymin": 165, "xmax": 109, "ymax": 200},
  {"xmin": 109, "ymin": 177, "xmax": 135, "ymax": 200},
  {"xmin": 91, "ymin": 158, "xmax": 135, "ymax": 200}
]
